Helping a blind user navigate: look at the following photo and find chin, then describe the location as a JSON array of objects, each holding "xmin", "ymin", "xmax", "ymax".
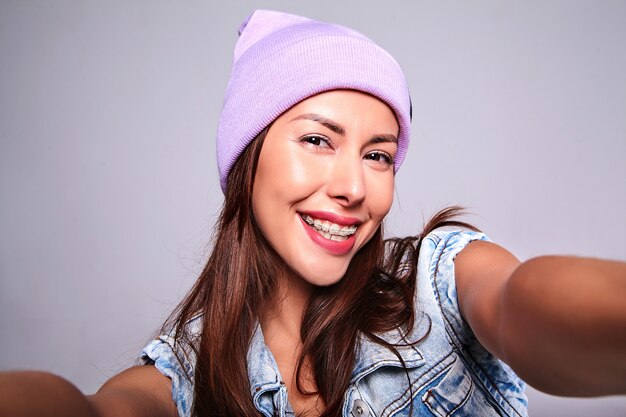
[{"xmin": 297, "ymin": 263, "xmax": 350, "ymax": 287}]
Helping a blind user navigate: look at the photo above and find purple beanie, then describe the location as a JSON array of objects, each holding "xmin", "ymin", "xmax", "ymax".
[{"xmin": 217, "ymin": 10, "xmax": 412, "ymax": 192}]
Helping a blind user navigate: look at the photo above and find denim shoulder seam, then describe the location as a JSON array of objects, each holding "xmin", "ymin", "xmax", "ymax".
[{"xmin": 427, "ymin": 230, "xmax": 527, "ymax": 417}]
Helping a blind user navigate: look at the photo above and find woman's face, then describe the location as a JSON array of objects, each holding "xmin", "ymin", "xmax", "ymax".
[{"xmin": 252, "ymin": 90, "xmax": 398, "ymax": 287}]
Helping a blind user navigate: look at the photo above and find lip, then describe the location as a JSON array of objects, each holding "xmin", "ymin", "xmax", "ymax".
[
  {"xmin": 298, "ymin": 213, "xmax": 358, "ymax": 255},
  {"xmin": 299, "ymin": 210, "xmax": 362, "ymax": 227}
]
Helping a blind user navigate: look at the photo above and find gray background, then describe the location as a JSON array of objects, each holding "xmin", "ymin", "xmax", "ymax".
[{"xmin": 1, "ymin": 1, "xmax": 625, "ymax": 415}]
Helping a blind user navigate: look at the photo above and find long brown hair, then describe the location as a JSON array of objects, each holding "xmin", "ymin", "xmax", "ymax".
[{"xmin": 165, "ymin": 128, "xmax": 476, "ymax": 416}]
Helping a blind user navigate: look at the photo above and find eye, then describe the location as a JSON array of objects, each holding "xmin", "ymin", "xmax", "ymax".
[
  {"xmin": 364, "ymin": 151, "xmax": 393, "ymax": 167},
  {"xmin": 300, "ymin": 134, "xmax": 332, "ymax": 149}
]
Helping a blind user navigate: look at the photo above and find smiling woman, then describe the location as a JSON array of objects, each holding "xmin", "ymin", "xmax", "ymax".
[
  {"xmin": 1, "ymin": 7, "xmax": 625, "ymax": 417},
  {"xmin": 253, "ymin": 91, "xmax": 398, "ymax": 286}
]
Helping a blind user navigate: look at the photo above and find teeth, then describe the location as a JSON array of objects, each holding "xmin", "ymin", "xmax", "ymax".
[{"xmin": 302, "ymin": 214, "xmax": 357, "ymax": 239}]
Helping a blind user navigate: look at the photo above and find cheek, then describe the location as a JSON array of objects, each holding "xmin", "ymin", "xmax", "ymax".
[
  {"xmin": 368, "ymin": 175, "xmax": 395, "ymax": 219},
  {"xmin": 254, "ymin": 148, "xmax": 295, "ymax": 200},
  {"xmin": 260, "ymin": 156, "xmax": 324, "ymax": 203},
  {"xmin": 251, "ymin": 146, "xmax": 317, "ymax": 236},
  {"xmin": 279, "ymin": 148, "xmax": 327, "ymax": 186}
]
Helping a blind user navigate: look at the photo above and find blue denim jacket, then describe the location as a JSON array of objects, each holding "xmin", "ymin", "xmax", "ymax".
[{"xmin": 142, "ymin": 230, "xmax": 528, "ymax": 416}]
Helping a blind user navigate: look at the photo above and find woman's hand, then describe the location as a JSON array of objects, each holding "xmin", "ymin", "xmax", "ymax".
[
  {"xmin": 0, "ymin": 371, "xmax": 97, "ymax": 417},
  {"xmin": 0, "ymin": 366, "xmax": 177, "ymax": 417},
  {"xmin": 455, "ymin": 241, "xmax": 626, "ymax": 396}
]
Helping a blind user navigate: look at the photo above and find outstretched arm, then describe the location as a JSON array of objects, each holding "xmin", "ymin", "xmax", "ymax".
[
  {"xmin": 454, "ymin": 241, "xmax": 626, "ymax": 396},
  {"xmin": 0, "ymin": 366, "xmax": 177, "ymax": 417}
]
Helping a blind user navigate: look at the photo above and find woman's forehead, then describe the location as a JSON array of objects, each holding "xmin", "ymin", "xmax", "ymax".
[{"xmin": 274, "ymin": 90, "xmax": 400, "ymax": 135}]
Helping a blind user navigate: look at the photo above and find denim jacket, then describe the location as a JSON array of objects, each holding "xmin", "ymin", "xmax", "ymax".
[{"xmin": 142, "ymin": 230, "xmax": 528, "ymax": 417}]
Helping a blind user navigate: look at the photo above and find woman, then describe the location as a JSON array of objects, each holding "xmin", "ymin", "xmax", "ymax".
[{"xmin": 1, "ymin": 9, "xmax": 625, "ymax": 417}]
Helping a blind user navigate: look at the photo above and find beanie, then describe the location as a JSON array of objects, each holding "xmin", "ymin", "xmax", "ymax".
[{"xmin": 217, "ymin": 10, "xmax": 412, "ymax": 193}]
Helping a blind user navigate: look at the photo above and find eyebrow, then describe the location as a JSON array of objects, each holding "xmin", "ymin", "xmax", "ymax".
[
  {"xmin": 292, "ymin": 113, "xmax": 345, "ymax": 135},
  {"xmin": 370, "ymin": 134, "xmax": 398, "ymax": 145},
  {"xmin": 291, "ymin": 113, "xmax": 398, "ymax": 144}
]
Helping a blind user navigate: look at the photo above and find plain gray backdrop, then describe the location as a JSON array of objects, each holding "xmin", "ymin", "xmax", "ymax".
[{"xmin": 1, "ymin": 1, "xmax": 625, "ymax": 416}]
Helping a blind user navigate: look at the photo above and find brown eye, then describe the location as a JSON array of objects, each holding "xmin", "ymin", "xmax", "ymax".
[
  {"xmin": 300, "ymin": 135, "xmax": 331, "ymax": 148},
  {"xmin": 365, "ymin": 151, "xmax": 393, "ymax": 166}
]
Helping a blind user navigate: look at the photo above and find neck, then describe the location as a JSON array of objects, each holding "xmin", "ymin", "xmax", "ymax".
[
  {"xmin": 261, "ymin": 267, "xmax": 313, "ymax": 344},
  {"xmin": 260, "ymin": 268, "xmax": 324, "ymax": 416}
]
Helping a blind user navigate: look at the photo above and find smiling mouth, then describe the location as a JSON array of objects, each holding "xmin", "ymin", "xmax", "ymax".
[{"xmin": 300, "ymin": 213, "xmax": 357, "ymax": 242}]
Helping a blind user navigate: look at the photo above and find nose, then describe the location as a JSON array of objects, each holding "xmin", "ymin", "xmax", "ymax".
[{"xmin": 326, "ymin": 154, "xmax": 366, "ymax": 207}]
